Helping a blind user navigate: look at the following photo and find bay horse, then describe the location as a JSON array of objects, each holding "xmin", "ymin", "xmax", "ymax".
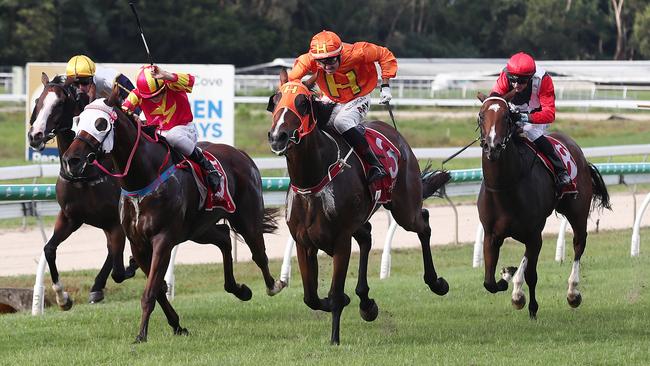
[
  {"xmin": 27, "ymin": 73, "xmax": 138, "ymax": 309},
  {"xmin": 267, "ymin": 70, "xmax": 451, "ymax": 344},
  {"xmin": 61, "ymin": 88, "xmax": 285, "ymax": 343},
  {"xmin": 476, "ymin": 92, "xmax": 611, "ymax": 319}
]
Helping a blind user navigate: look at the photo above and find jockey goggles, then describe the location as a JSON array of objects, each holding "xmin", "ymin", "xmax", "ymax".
[
  {"xmin": 73, "ymin": 77, "xmax": 93, "ymax": 86},
  {"xmin": 506, "ymin": 73, "xmax": 532, "ymax": 85},
  {"xmin": 315, "ymin": 56, "xmax": 339, "ymax": 66}
]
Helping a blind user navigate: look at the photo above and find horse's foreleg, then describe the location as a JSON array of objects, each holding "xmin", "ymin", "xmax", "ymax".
[
  {"xmin": 105, "ymin": 226, "xmax": 130, "ymax": 284},
  {"xmin": 328, "ymin": 240, "xmax": 352, "ymax": 345},
  {"xmin": 510, "ymin": 257, "xmax": 528, "ymax": 310},
  {"xmin": 483, "ymin": 233, "xmax": 508, "ymax": 293},
  {"xmin": 524, "ymin": 239, "xmax": 542, "ymax": 319},
  {"xmin": 295, "ymin": 243, "xmax": 328, "ymax": 312},
  {"xmin": 135, "ymin": 236, "xmax": 181, "ymax": 343},
  {"xmin": 44, "ymin": 212, "xmax": 81, "ymax": 311},
  {"xmin": 353, "ymin": 223, "xmax": 378, "ymax": 322}
]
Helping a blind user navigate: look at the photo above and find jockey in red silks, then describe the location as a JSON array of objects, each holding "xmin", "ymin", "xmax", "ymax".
[
  {"xmin": 288, "ymin": 30, "xmax": 398, "ymax": 184},
  {"xmin": 490, "ymin": 52, "xmax": 571, "ymax": 191},
  {"xmin": 121, "ymin": 65, "xmax": 221, "ymax": 192}
]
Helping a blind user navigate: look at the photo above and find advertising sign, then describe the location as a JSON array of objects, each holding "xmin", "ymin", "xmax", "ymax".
[{"xmin": 26, "ymin": 63, "xmax": 234, "ymax": 162}]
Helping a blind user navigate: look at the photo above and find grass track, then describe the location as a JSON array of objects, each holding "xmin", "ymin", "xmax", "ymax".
[{"xmin": 1, "ymin": 228, "xmax": 649, "ymax": 365}]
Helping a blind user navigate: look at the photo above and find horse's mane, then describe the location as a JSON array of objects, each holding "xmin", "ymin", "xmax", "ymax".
[{"xmin": 51, "ymin": 75, "xmax": 66, "ymax": 85}]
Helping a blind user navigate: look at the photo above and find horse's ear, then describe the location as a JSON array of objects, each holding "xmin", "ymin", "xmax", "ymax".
[
  {"xmin": 266, "ymin": 93, "xmax": 278, "ymax": 113},
  {"xmin": 106, "ymin": 84, "xmax": 121, "ymax": 107},
  {"xmin": 477, "ymin": 92, "xmax": 487, "ymax": 102},
  {"xmin": 279, "ymin": 68, "xmax": 288, "ymax": 85},
  {"xmin": 295, "ymin": 94, "xmax": 310, "ymax": 116},
  {"xmin": 41, "ymin": 72, "xmax": 49, "ymax": 86}
]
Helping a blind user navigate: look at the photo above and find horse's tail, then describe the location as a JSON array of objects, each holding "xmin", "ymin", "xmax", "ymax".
[
  {"xmin": 588, "ymin": 163, "xmax": 612, "ymax": 212},
  {"xmin": 262, "ymin": 207, "xmax": 281, "ymax": 234},
  {"xmin": 421, "ymin": 163, "xmax": 452, "ymax": 200}
]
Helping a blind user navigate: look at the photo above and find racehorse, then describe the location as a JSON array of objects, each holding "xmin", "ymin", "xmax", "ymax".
[
  {"xmin": 476, "ymin": 91, "xmax": 611, "ymax": 319},
  {"xmin": 27, "ymin": 73, "xmax": 138, "ymax": 309},
  {"xmin": 61, "ymin": 88, "xmax": 286, "ymax": 343},
  {"xmin": 267, "ymin": 70, "xmax": 451, "ymax": 344}
]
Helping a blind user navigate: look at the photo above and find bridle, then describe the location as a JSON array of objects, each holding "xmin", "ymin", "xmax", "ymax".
[
  {"xmin": 478, "ymin": 96, "xmax": 515, "ymax": 155},
  {"xmin": 32, "ymin": 83, "xmax": 78, "ymax": 140}
]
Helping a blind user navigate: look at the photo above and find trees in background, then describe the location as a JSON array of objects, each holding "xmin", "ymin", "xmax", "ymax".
[{"xmin": 0, "ymin": 0, "xmax": 648, "ymax": 66}]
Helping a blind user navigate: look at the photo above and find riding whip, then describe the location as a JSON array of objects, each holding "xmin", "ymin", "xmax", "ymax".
[
  {"xmin": 129, "ymin": 1, "xmax": 160, "ymax": 89},
  {"xmin": 385, "ymin": 101, "xmax": 398, "ymax": 130}
]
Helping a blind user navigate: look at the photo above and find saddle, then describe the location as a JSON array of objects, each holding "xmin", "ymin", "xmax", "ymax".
[
  {"xmin": 177, "ymin": 151, "xmax": 236, "ymax": 213},
  {"xmin": 358, "ymin": 127, "xmax": 401, "ymax": 204},
  {"xmin": 520, "ymin": 137, "xmax": 578, "ymax": 197}
]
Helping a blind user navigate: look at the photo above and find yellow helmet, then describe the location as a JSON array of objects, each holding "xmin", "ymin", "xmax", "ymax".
[{"xmin": 66, "ymin": 55, "xmax": 96, "ymax": 78}]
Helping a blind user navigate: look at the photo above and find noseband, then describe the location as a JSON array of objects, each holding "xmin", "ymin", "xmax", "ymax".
[{"xmin": 478, "ymin": 96, "xmax": 515, "ymax": 153}]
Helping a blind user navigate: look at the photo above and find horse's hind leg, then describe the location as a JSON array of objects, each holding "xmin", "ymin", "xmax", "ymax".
[
  {"xmin": 565, "ymin": 211, "xmax": 589, "ymax": 308},
  {"xmin": 393, "ymin": 207, "xmax": 448, "ymax": 295},
  {"xmin": 229, "ymin": 216, "xmax": 286, "ymax": 296},
  {"xmin": 89, "ymin": 254, "xmax": 111, "ymax": 304},
  {"xmin": 44, "ymin": 212, "xmax": 81, "ymax": 311},
  {"xmin": 353, "ymin": 222, "xmax": 378, "ymax": 322},
  {"xmin": 194, "ymin": 224, "xmax": 252, "ymax": 301}
]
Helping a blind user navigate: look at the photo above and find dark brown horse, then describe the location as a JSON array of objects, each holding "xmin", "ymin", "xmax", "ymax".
[
  {"xmin": 267, "ymin": 71, "xmax": 450, "ymax": 344},
  {"xmin": 61, "ymin": 89, "xmax": 285, "ymax": 342},
  {"xmin": 27, "ymin": 73, "xmax": 137, "ymax": 309},
  {"xmin": 476, "ymin": 92, "xmax": 611, "ymax": 319}
]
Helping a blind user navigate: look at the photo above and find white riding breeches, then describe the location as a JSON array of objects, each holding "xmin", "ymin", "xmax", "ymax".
[
  {"xmin": 159, "ymin": 122, "xmax": 198, "ymax": 156},
  {"xmin": 520, "ymin": 122, "xmax": 548, "ymax": 142},
  {"xmin": 325, "ymin": 95, "xmax": 371, "ymax": 134}
]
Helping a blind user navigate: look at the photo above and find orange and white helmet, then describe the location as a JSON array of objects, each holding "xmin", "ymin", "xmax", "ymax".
[
  {"xmin": 309, "ymin": 30, "xmax": 342, "ymax": 60},
  {"xmin": 136, "ymin": 65, "xmax": 165, "ymax": 98},
  {"xmin": 506, "ymin": 52, "xmax": 536, "ymax": 77}
]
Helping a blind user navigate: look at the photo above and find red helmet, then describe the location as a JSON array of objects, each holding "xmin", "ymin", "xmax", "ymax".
[
  {"xmin": 506, "ymin": 52, "xmax": 536, "ymax": 76},
  {"xmin": 309, "ymin": 30, "xmax": 342, "ymax": 59},
  {"xmin": 136, "ymin": 66, "xmax": 166, "ymax": 98}
]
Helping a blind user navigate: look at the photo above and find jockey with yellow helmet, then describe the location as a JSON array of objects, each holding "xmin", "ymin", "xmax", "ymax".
[
  {"xmin": 66, "ymin": 55, "xmax": 136, "ymax": 106},
  {"xmin": 490, "ymin": 51, "xmax": 571, "ymax": 191},
  {"xmin": 288, "ymin": 30, "xmax": 398, "ymax": 184},
  {"xmin": 121, "ymin": 65, "xmax": 221, "ymax": 192}
]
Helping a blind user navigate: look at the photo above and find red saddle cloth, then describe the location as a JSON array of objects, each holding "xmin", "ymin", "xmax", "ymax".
[
  {"xmin": 359, "ymin": 128, "xmax": 401, "ymax": 204},
  {"xmin": 524, "ymin": 136, "xmax": 578, "ymax": 197},
  {"xmin": 176, "ymin": 151, "xmax": 236, "ymax": 213}
]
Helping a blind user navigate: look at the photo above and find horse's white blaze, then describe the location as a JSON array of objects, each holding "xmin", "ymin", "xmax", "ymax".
[
  {"xmin": 317, "ymin": 185, "xmax": 336, "ymax": 219},
  {"xmin": 567, "ymin": 260, "xmax": 580, "ymax": 296},
  {"xmin": 512, "ymin": 257, "xmax": 528, "ymax": 301},
  {"xmin": 31, "ymin": 92, "xmax": 58, "ymax": 136},
  {"xmin": 488, "ymin": 125, "xmax": 497, "ymax": 148},
  {"xmin": 270, "ymin": 108, "xmax": 288, "ymax": 137}
]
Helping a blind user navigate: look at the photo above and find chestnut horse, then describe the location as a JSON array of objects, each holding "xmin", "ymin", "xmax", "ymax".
[
  {"xmin": 61, "ymin": 90, "xmax": 285, "ymax": 343},
  {"xmin": 27, "ymin": 73, "xmax": 137, "ymax": 309},
  {"xmin": 267, "ymin": 71, "xmax": 450, "ymax": 344},
  {"xmin": 476, "ymin": 92, "xmax": 610, "ymax": 319}
]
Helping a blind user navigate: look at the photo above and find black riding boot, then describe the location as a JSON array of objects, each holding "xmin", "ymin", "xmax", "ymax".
[
  {"xmin": 534, "ymin": 136, "xmax": 571, "ymax": 189},
  {"xmin": 189, "ymin": 147, "xmax": 221, "ymax": 192},
  {"xmin": 342, "ymin": 127, "xmax": 387, "ymax": 184}
]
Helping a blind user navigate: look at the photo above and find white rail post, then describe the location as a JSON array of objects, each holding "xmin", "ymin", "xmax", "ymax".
[
  {"xmin": 280, "ymin": 237, "xmax": 295, "ymax": 285},
  {"xmin": 555, "ymin": 216, "xmax": 569, "ymax": 263},
  {"xmin": 164, "ymin": 245, "xmax": 179, "ymax": 301},
  {"xmin": 380, "ymin": 211, "xmax": 398, "ymax": 279},
  {"xmin": 631, "ymin": 192, "xmax": 650, "ymax": 256},
  {"xmin": 472, "ymin": 223, "xmax": 484, "ymax": 268}
]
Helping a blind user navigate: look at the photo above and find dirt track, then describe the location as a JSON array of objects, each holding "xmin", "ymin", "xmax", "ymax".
[{"xmin": 1, "ymin": 192, "xmax": 648, "ymax": 277}]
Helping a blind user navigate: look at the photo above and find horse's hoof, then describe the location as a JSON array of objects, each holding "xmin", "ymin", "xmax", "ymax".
[
  {"xmin": 133, "ymin": 335, "xmax": 147, "ymax": 344},
  {"xmin": 359, "ymin": 299, "xmax": 379, "ymax": 322},
  {"xmin": 429, "ymin": 277, "xmax": 449, "ymax": 296},
  {"xmin": 266, "ymin": 280, "xmax": 287, "ymax": 296},
  {"xmin": 511, "ymin": 295, "xmax": 526, "ymax": 310},
  {"xmin": 529, "ymin": 311, "xmax": 537, "ymax": 320},
  {"xmin": 174, "ymin": 327, "xmax": 189, "ymax": 336},
  {"xmin": 88, "ymin": 291, "xmax": 104, "ymax": 304},
  {"xmin": 59, "ymin": 296, "xmax": 73, "ymax": 311},
  {"xmin": 496, "ymin": 279, "xmax": 509, "ymax": 291},
  {"xmin": 235, "ymin": 284, "xmax": 253, "ymax": 301},
  {"xmin": 567, "ymin": 293, "xmax": 582, "ymax": 308}
]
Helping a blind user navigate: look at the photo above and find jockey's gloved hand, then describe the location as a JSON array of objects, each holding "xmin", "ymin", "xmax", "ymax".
[
  {"xmin": 379, "ymin": 84, "xmax": 392, "ymax": 104},
  {"xmin": 514, "ymin": 112, "xmax": 530, "ymax": 123}
]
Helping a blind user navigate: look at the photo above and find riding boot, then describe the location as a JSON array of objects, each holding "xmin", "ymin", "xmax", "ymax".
[
  {"xmin": 188, "ymin": 147, "xmax": 221, "ymax": 192},
  {"xmin": 533, "ymin": 136, "xmax": 572, "ymax": 190},
  {"xmin": 342, "ymin": 127, "xmax": 387, "ymax": 184}
]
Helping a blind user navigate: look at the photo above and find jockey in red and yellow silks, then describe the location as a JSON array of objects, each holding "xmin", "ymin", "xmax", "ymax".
[
  {"xmin": 490, "ymin": 52, "xmax": 571, "ymax": 192},
  {"xmin": 121, "ymin": 65, "xmax": 221, "ymax": 192},
  {"xmin": 287, "ymin": 30, "xmax": 397, "ymax": 184}
]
